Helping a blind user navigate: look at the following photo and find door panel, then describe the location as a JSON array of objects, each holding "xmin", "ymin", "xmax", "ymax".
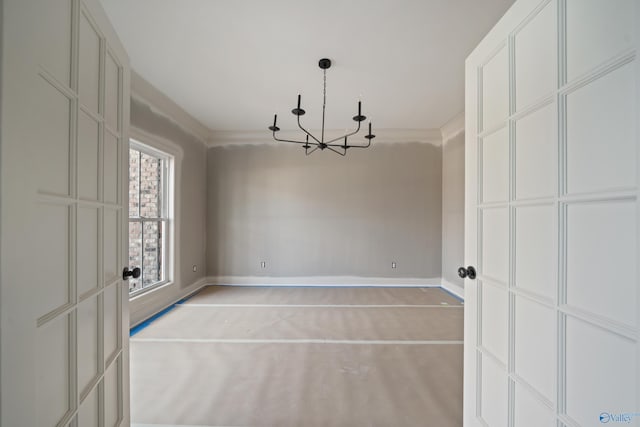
[
  {"xmin": 514, "ymin": 104, "xmax": 555, "ymax": 200},
  {"xmin": 480, "ymin": 353, "xmax": 508, "ymax": 427},
  {"xmin": 0, "ymin": 0, "xmax": 130, "ymax": 425},
  {"xmin": 566, "ymin": 0, "xmax": 634, "ymax": 80},
  {"xmin": 514, "ymin": 204, "xmax": 554, "ymax": 300},
  {"xmin": 77, "ymin": 295, "xmax": 100, "ymax": 396},
  {"xmin": 513, "ymin": 296, "xmax": 554, "ymax": 401},
  {"xmin": 481, "ymin": 282, "xmax": 509, "ymax": 364},
  {"xmin": 565, "ymin": 317, "xmax": 637, "ymax": 426},
  {"xmin": 566, "ymin": 200, "xmax": 636, "ymax": 326},
  {"xmin": 481, "ymin": 207, "xmax": 509, "ymax": 283},
  {"xmin": 36, "ymin": 314, "xmax": 72, "ymax": 427},
  {"xmin": 514, "ymin": 1, "xmax": 556, "ymax": 111},
  {"xmin": 34, "ymin": 78, "xmax": 73, "ymax": 197},
  {"xmin": 513, "ymin": 382, "xmax": 555, "ymax": 427},
  {"xmin": 78, "ymin": 111, "xmax": 101, "ymax": 201},
  {"xmin": 482, "ymin": 128, "xmax": 510, "ymax": 203},
  {"xmin": 465, "ymin": 0, "xmax": 639, "ymax": 426},
  {"xmin": 482, "ymin": 46, "xmax": 510, "ymax": 131},
  {"xmin": 565, "ymin": 61, "xmax": 635, "ymax": 195},
  {"xmin": 79, "ymin": 11, "xmax": 101, "ymax": 114}
]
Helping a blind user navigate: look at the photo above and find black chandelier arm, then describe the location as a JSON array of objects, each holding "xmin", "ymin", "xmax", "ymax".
[
  {"xmin": 305, "ymin": 145, "xmax": 319, "ymax": 156},
  {"xmin": 272, "ymin": 131, "xmax": 319, "ymax": 146},
  {"xmin": 296, "ymin": 115, "xmax": 322, "ymax": 144},
  {"xmin": 324, "ymin": 135, "xmax": 371, "ymax": 150},
  {"xmin": 341, "ymin": 138, "xmax": 372, "ymax": 149},
  {"xmin": 323, "ymin": 121, "xmax": 362, "ymax": 145},
  {"xmin": 326, "ymin": 146, "xmax": 346, "ymax": 156}
]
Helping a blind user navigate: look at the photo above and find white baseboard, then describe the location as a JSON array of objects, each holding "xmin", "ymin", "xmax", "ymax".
[
  {"xmin": 206, "ymin": 275, "xmax": 444, "ymax": 287},
  {"xmin": 129, "ymin": 276, "xmax": 209, "ymax": 328},
  {"xmin": 440, "ymin": 278, "xmax": 465, "ymax": 300}
]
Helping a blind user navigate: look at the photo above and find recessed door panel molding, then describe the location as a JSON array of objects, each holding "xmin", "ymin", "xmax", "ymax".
[
  {"xmin": 79, "ymin": 11, "xmax": 101, "ymax": 113},
  {"xmin": 103, "ymin": 283, "xmax": 121, "ymax": 364},
  {"xmin": 514, "ymin": 296, "xmax": 555, "ymax": 400},
  {"xmin": 77, "ymin": 206, "xmax": 100, "ymax": 298},
  {"xmin": 105, "ymin": 51, "xmax": 121, "ymax": 132},
  {"xmin": 481, "ymin": 207, "xmax": 509, "ymax": 284},
  {"xmin": 103, "ymin": 207, "xmax": 119, "ymax": 284},
  {"xmin": 565, "ymin": 199, "xmax": 636, "ymax": 327},
  {"xmin": 77, "ymin": 387, "xmax": 100, "ymax": 427},
  {"xmin": 566, "ymin": 0, "xmax": 635, "ymax": 82},
  {"xmin": 103, "ymin": 131, "xmax": 120, "ymax": 204},
  {"xmin": 104, "ymin": 356, "xmax": 122, "ymax": 427},
  {"xmin": 514, "ymin": 204, "xmax": 555, "ymax": 300},
  {"xmin": 565, "ymin": 61, "xmax": 636, "ymax": 195},
  {"xmin": 514, "ymin": 0, "xmax": 557, "ymax": 111},
  {"xmin": 78, "ymin": 110, "xmax": 101, "ymax": 201},
  {"xmin": 481, "ymin": 127, "xmax": 510, "ymax": 203},
  {"xmin": 33, "ymin": 0, "xmax": 74, "ymax": 88},
  {"xmin": 34, "ymin": 78, "xmax": 73, "ymax": 197},
  {"xmin": 513, "ymin": 381, "xmax": 555, "ymax": 427},
  {"xmin": 482, "ymin": 46, "xmax": 510, "ymax": 131},
  {"xmin": 481, "ymin": 46, "xmax": 509, "ymax": 131},
  {"xmin": 34, "ymin": 203, "xmax": 72, "ymax": 319},
  {"xmin": 0, "ymin": 0, "xmax": 130, "ymax": 425},
  {"xmin": 514, "ymin": 103, "xmax": 556, "ymax": 200},
  {"xmin": 465, "ymin": 0, "xmax": 639, "ymax": 426},
  {"xmin": 564, "ymin": 316, "xmax": 637, "ymax": 426},
  {"xmin": 481, "ymin": 282, "xmax": 509, "ymax": 364},
  {"xmin": 77, "ymin": 295, "xmax": 100, "ymax": 396},
  {"xmin": 480, "ymin": 353, "xmax": 508, "ymax": 427},
  {"xmin": 36, "ymin": 313, "xmax": 72, "ymax": 427}
]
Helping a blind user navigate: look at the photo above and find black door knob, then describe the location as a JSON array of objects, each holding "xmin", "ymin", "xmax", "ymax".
[
  {"xmin": 123, "ymin": 267, "xmax": 141, "ymax": 280},
  {"xmin": 457, "ymin": 266, "xmax": 477, "ymax": 280}
]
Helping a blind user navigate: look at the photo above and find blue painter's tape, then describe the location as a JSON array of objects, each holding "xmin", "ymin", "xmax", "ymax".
[
  {"xmin": 439, "ymin": 286, "xmax": 464, "ymax": 302},
  {"xmin": 129, "ymin": 289, "xmax": 203, "ymax": 337},
  {"xmin": 129, "ymin": 304, "xmax": 176, "ymax": 337}
]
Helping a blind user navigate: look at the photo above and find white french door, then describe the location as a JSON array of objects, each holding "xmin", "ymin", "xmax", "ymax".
[
  {"xmin": 464, "ymin": 0, "xmax": 639, "ymax": 426},
  {"xmin": 1, "ymin": 0, "xmax": 130, "ymax": 425}
]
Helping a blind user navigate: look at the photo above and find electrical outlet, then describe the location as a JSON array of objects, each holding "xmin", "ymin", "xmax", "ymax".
[
  {"xmin": 261, "ymin": 261, "xmax": 266, "ymax": 268},
  {"xmin": 391, "ymin": 262, "xmax": 397, "ymax": 269},
  {"xmin": 192, "ymin": 265, "xmax": 197, "ymax": 272}
]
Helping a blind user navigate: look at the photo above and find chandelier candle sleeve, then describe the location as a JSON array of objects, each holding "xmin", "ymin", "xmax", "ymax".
[{"xmin": 268, "ymin": 58, "xmax": 376, "ymax": 156}]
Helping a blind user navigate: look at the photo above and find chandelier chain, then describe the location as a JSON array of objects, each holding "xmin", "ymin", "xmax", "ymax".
[{"xmin": 321, "ymin": 68, "xmax": 327, "ymax": 143}]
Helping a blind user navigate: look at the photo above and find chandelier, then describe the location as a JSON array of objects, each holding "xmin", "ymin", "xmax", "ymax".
[{"xmin": 268, "ymin": 58, "xmax": 375, "ymax": 156}]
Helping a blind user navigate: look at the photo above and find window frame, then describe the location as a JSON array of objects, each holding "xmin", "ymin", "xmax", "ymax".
[{"xmin": 127, "ymin": 129, "xmax": 181, "ymax": 299}]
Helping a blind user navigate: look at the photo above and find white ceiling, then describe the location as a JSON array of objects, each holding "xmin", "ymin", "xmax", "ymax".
[{"xmin": 100, "ymin": 0, "xmax": 514, "ymax": 139}]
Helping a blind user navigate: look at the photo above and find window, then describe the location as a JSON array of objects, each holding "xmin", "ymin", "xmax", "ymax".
[{"xmin": 128, "ymin": 140, "xmax": 173, "ymax": 295}]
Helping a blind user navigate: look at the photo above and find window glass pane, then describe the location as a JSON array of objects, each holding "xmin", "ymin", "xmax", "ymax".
[
  {"xmin": 140, "ymin": 152, "xmax": 162, "ymax": 218},
  {"xmin": 142, "ymin": 220, "xmax": 162, "ymax": 287},
  {"xmin": 129, "ymin": 148, "xmax": 140, "ymax": 217},
  {"xmin": 128, "ymin": 221, "xmax": 142, "ymax": 293},
  {"xmin": 129, "ymin": 141, "xmax": 170, "ymax": 296}
]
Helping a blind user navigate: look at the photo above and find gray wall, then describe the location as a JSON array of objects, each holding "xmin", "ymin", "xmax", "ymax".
[
  {"xmin": 130, "ymin": 98, "xmax": 207, "ymax": 288},
  {"xmin": 207, "ymin": 142, "xmax": 442, "ymax": 279},
  {"xmin": 442, "ymin": 132, "xmax": 465, "ymax": 287}
]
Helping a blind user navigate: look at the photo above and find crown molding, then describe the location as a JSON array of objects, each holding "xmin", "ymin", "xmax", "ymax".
[
  {"xmin": 440, "ymin": 111, "xmax": 465, "ymax": 144},
  {"xmin": 207, "ymin": 128, "xmax": 443, "ymax": 148},
  {"xmin": 130, "ymin": 70, "xmax": 211, "ymax": 144}
]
